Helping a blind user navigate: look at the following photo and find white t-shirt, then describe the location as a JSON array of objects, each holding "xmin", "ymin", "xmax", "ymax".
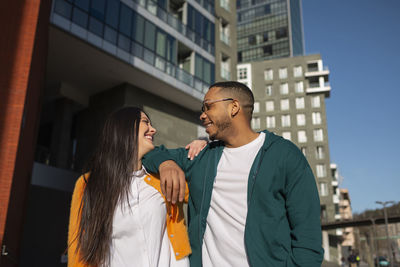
[
  {"xmin": 109, "ymin": 167, "xmax": 189, "ymax": 267},
  {"xmin": 202, "ymin": 132, "xmax": 265, "ymax": 267}
]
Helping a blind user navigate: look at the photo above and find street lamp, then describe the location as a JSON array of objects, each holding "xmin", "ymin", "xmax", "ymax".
[{"xmin": 376, "ymin": 201, "xmax": 395, "ymax": 267}]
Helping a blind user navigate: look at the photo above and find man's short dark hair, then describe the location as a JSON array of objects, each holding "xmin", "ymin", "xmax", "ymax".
[{"xmin": 209, "ymin": 81, "xmax": 254, "ymax": 120}]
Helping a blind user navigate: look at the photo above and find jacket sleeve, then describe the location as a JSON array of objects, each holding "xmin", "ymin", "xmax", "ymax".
[
  {"xmin": 283, "ymin": 143, "xmax": 324, "ymax": 266},
  {"xmin": 142, "ymin": 145, "xmax": 199, "ymax": 176},
  {"xmin": 68, "ymin": 175, "xmax": 91, "ymax": 267}
]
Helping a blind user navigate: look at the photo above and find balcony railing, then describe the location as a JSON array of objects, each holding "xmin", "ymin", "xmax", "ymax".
[{"xmin": 51, "ymin": 6, "xmax": 211, "ymax": 94}]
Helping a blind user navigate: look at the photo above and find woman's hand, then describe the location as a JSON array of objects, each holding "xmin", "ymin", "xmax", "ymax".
[{"xmin": 185, "ymin": 139, "xmax": 208, "ymax": 160}]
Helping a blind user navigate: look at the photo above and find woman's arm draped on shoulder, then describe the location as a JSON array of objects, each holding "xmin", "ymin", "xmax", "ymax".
[{"xmin": 143, "ymin": 144, "xmax": 205, "ymax": 203}]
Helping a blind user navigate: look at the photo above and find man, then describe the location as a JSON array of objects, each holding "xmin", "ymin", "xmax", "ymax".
[{"xmin": 143, "ymin": 81, "xmax": 324, "ymax": 266}]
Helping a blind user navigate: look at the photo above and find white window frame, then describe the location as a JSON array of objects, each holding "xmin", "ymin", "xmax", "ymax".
[
  {"xmin": 251, "ymin": 117, "xmax": 260, "ymax": 129},
  {"xmin": 265, "ymin": 100, "xmax": 274, "ymax": 112},
  {"xmin": 312, "ymin": 112, "xmax": 322, "ymax": 125},
  {"xmin": 316, "ymin": 164, "xmax": 326, "ymax": 178},
  {"xmin": 265, "ymin": 85, "xmax": 273, "ymax": 96},
  {"xmin": 280, "ymin": 83, "xmax": 289, "ymax": 95},
  {"xmin": 254, "ymin": 102, "xmax": 260, "ymax": 113},
  {"xmin": 264, "ymin": 69, "xmax": 273, "ymax": 80},
  {"xmin": 281, "ymin": 114, "xmax": 291, "ymax": 127},
  {"xmin": 280, "ymin": 99, "xmax": 289, "ymax": 111},
  {"xmin": 296, "ymin": 114, "xmax": 306, "ymax": 126},
  {"xmin": 279, "ymin": 67, "xmax": 288, "ymax": 79},
  {"xmin": 295, "ymin": 97, "xmax": 305, "ymax": 109},
  {"xmin": 293, "ymin": 65, "xmax": 303, "ymax": 77},
  {"xmin": 266, "ymin": 116, "xmax": 275, "ymax": 128},
  {"xmin": 295, "ymin": 81, "xmax": 304, "ymax": 93},
  {"xmin": 313, "ymin": 129, "xmax": 324, "ymax": 142},
  {"xmin": 298, "ymin": 130, "xmax": 307, "ymax": 143},
  {"xmin": 311, "ymin": 95, "xmax": 321, "ymax": 108},
  {"xmin": 282, "ymin": 131, "xmax": 291, "ymax": 140}
]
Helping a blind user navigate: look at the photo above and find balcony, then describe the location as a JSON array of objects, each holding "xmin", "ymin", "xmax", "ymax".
[
  {"xmin": 221, "ymin": 68, "xmax": 231, "ymax": 80},
  {"xmin": 220, "ymin": 0, "xmax": 230, "ymax": 12},
  {"xmin": 305, "ymin": 65, "xmax": 329, "ymax": 78},
  {"xmin": 220, "ymin": 32, "xmax": 230, "ymax": 45}
]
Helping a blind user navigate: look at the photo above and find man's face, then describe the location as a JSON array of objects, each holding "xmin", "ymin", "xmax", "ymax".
[{"xmin": 200, "ymin": 87, "xmax": 232, "ymax": 141}]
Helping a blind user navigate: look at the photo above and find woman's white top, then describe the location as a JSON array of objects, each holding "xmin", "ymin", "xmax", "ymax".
[{"xmin": 109, "ymin": 166, "xmax": 189, "ymax": 267}]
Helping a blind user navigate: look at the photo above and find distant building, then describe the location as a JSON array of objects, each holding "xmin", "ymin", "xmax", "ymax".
[
  {"xmin": 0, "ymin": 0, "xmax": 237, "ymax": 265},
  {"xmin": 339, "ymin": 188, "xmax": 356, "ymax": 262},
  {"xmin": 236, "ymin": 0, "xmax": 305, "ymax": 63},
  {"xmin": 238, "ymin": 53, "xmax": 338, "ymax": 261}
]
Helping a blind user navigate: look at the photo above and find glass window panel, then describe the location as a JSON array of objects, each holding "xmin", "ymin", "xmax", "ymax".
[
  {"xmin": 75, "ymin": 0, "xmax": 90, "ymax": 11},
  {"xmin": 203, "ymin": 60, "xmax": 211, "ymax": 84},
  {"xmin": 280, "ymin": 99, "xmax": 289, "ymax": 110},
  {"xmin": 88, "ymin": 17, "xmax": 103, "ymax": 37},
  {"xmin": 280, "ymin": 83, "xmax": 288, "ymax": 95},
  {"xmin": 144, "ymin": 21, "xmax": 156, "ymax": 51},
  {"xmin": 119, "ymin": 4, "xmax": 132, "ymax": 37},
  {"xmin": 296, "ymin": 114, "xmax": 305, "ymax": 126},
  {"xmin": 104, "ymin": 26, "xmax": 117, "ymax": 44},
  {"xmin": 90, "ymin": 0, "xmax": 106, "ymax": 20},
  {"xmin": 156, "ymin": 31, "xmax": 166, "ymax": 57},
  {"xmin": 295, "ymin": 81, "xmax": 304, "ymax": 93},
  {"xmin": 281, "ymin": 115, "xmax": 290, "ymax": 127},
  {"xmin": 105, "ymin": 0, "xmax": 119, "ymax": 29},
  {"xmin": 282, "ymin": 132, "xmax": 291, "ymax": 140},
  {"xmin": 251, "ymin": 118, "xmax": 260, "ymax": 129},
  {"xmin": 266, "ymin": 100, "xmax": 274, "ymax": 111},
  {"xmin": 195, "ymin": 54, "xmax": 203, "ymax": 79},
  {"xmin": 298, "ymin": 130, "xmax": 307, "ymax": 143},
  {"xmin": 296, "ymin": 97, "xmax": 305, "ymax": 109},
  {"xmin": 134, "ymin": 15, "xmax": 144, "ymax": 44},
  {"xmin": 54, "ymin": 0, "xmax": 72, "ymax": 19},
  {"xmin": 279, "ymin": 67, "xmax": 287, "ymax": 79},
  {"xmin": 311, "ymin": 96, "xmax": 321, "ymax": 108},
  {"xmin": 254, "ymin": 102, "xmax": 260, "ymax": 113},
  {"xmin": 72, "ymin": 7, "xmax": 88, "ymax": 28},
  {"xmin": 118, "ymin": 34, "xmax": 130, "ymax": 52},
  {"xmin": 266, "ymin": 116, "xmax": 275, "ymax": 128}
]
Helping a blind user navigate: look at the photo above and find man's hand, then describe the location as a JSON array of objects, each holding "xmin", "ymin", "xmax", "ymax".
[
  {"xmin": 159, "ymin": 160, "xmax": 186, "ymax": 204},
  {"xmin": 185, "ymin": 139, "xmax": 207, "ymax": 160}
]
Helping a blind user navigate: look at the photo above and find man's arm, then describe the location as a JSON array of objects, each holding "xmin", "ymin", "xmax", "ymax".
[
  {"xmin": 284, "ymin": 143, "xmax": 324, "ymax": 266},
  {"xmin": 143, "ymin": 142, "xmax": 206, "ymax": 203}
]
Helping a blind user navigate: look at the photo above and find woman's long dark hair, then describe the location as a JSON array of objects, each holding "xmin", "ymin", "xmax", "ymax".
[{"xmin": 76, "ymin": 107, "xmax": 143, "ymax": 266}]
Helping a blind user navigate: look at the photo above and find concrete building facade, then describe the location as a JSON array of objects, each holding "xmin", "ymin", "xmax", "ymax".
[
  {"xmin": 0, "ymin": 0, "xmax": 237, "ymax": 266},
  {"xmin": 236, "ymin": 0, "xmax": 304, "ymax": 63},
  {"xmin": 238, "ymin": 53, "xmax": 338, "ymax": 261}
]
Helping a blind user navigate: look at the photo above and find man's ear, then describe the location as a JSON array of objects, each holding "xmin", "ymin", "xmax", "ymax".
[{"xmin": 231, "ymin": 100, "xmax": 240, "ymax": 117}]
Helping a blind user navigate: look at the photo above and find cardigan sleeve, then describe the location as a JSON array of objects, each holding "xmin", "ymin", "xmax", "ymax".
[
  {"xmin": 283, "ymin": 142, "xmax": 324, "ymax": 266},
  {"xmin": 68, "ymin": 175, "xmax": 92, "ymax": 267}
]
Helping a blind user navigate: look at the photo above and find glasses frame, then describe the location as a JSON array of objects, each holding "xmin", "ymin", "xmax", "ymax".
[{"xmin": 201, "ymin": 98, "xmax": 234, "ymax": 112}]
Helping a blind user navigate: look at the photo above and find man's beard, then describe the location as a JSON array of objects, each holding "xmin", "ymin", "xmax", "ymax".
[{"xmin": 208, "ymin": 119, "xmax": 231, "ymax": 141}]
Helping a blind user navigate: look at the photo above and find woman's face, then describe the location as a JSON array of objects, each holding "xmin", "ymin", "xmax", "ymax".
[{"xmin": 137, "ymin": 112, "xmax": 157, "ymax": 159}]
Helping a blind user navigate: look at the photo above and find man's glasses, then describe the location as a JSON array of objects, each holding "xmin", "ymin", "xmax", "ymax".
[{"xmin": 201, "ymin": 98, "xmax": 234, "ymax": 112}]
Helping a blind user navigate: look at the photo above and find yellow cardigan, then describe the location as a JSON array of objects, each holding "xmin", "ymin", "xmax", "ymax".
[{"xmin": 68, "ymin": 173, "xmax": 191, "ymax": 267}]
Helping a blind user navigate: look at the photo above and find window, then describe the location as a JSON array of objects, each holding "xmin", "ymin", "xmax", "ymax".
[
  {"xmin": 263, "ymin": 45, "xmax": 272, "ymax": 55},
  {"xmin": 298, "ymin": 130, "xmax": 307, "ymax": 143},
  {"xmin": 248, "ymin": 35, "xmax": 256, "ymax": 45},
  {"xmin": 282, "ymin": 131, "xmax": 291, "ymax": 140},
  {"xmin": 266, "ymin": 100, "xmax": 274, "ymax": 111},
  {"xmin": 313, "ymin": 129, "xmax": 324, "ymax": 142},
  {"xmin": 295, "ymin": 81, "xmax": 304, "ymax": 93},
  {"xmin": 301, "ymin": 147, "xmax": 306, "ymax": 156},
  {"xmin": 264, "ymin": 69, "xmax": 273, "ymax": 80},
  {"xmin": 254, "ymin": 102, "xmax": 260, "ymax": 113},
  {"xmin": 276, "ymin": 27, "xmax": 288, "ymax": 39},
  {"xmin": 312, "ymin": 112, "xmax": 322, "ymax": 125},
  {"xmin": 295, "ymin": 97, "xmax": 305, "ymax": 109},
  {"xmin": 281, "ymin": 115, "xmax": 291, "ymax": 127},
  {"xmin": 311, "ymin": 96, "xmax": 321, "ymax": 108},
  {"xmin": 316, "ymin": 146, "xmax": 324, "ymax": 159},
  {"xmin": 320, "ymin": 183, "xmax": 328, "ymax": 196},
  {"xmin": 279, "ymin": 67, "xmax": 287, "ymax": 79},
  {"xmin": 280, "ymin": 83, "xmax": 289, "ymax": 95},
  {"xmin": 293, "ymin": 66, "xmax": 302, "ymax": 77},
  {"xmin": 263, "ymin": 32, "xmax": 268, "ymax": 42},
  {"xmin": 251, "ymin": 117, "xmax": 260, "ymax": 129},
  {"xmin": 238, "ymin": 68, "xmax": 247, "ymax": 79},
  {"xmin": 266, "ymin": 116, "xmax": 275, "ymax": 128},
  {"xmin": 265, "ymin": 85, "xmax": 273, "ymax": 96},
  {"xmin": 296, "ymin": 114, "xmax": 305, "ymax": 126},
  {"xmin": 316, "ymin": 164, "xmax": 327, "ymax": 178},
  {"xmin": 280, "ymin": 99, "xmax": 289, "ymax": 110}
]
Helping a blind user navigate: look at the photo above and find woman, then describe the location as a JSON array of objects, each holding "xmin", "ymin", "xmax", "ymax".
[{"xmin": 68, "ymin": 107, "xmax": 204, "ymax": 267}]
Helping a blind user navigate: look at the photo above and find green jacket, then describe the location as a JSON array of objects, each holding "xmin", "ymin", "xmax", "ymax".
[{"xmin": 143, "ymin": 130, "xmax": 324, "ymax": 266}]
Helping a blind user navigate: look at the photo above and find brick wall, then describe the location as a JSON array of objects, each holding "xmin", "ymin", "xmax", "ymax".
[{"xmin": 0, "ymin": 0, "xmax": 50, "ymax": 264}]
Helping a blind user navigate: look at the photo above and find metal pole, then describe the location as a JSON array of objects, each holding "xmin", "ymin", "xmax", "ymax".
[{"xmin": 376, "ymin": 201, "xmax": 395, "ymax": 267}]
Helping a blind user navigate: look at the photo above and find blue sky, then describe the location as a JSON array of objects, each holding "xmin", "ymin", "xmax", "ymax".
[{"xmin": 302, "ymin": 0, "xmax": 400, "ymax": 213}]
